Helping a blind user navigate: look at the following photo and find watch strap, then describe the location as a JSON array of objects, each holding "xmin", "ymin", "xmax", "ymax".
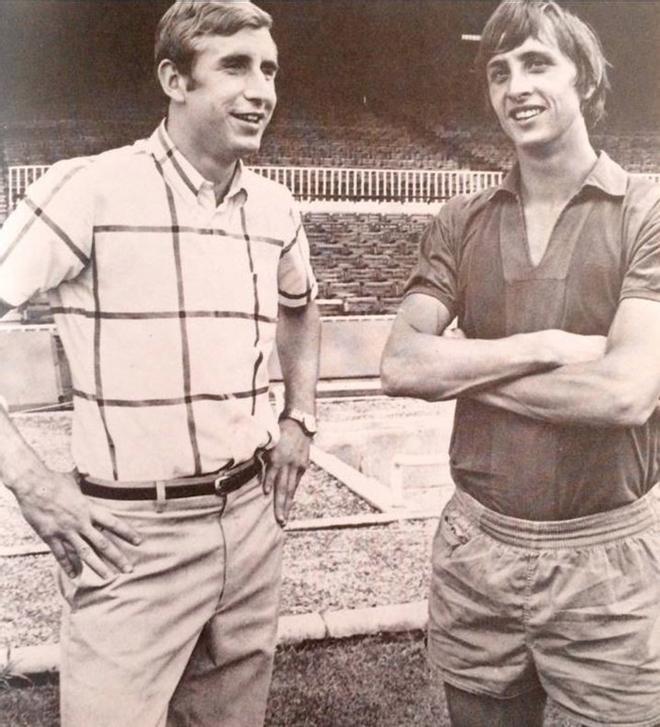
[{"xmin": 279, "ymin": 407, "xmax": 317, "ymax": 437}]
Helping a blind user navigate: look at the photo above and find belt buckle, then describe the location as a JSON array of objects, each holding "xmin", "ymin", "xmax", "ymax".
[
  {"xmin": 213, "ymin": 471, "xmax": 230, "ymax": 496},
  {"xmin": 212, "ymin": 455, "xmax": 261, "ymax": 496},
  {"xmin": 212, "ymin": 456, "xmax": 244, "ymax": 496}
]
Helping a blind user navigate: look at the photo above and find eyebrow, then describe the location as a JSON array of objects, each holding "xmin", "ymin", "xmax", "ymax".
[
  {"xmin": 487, "ymin": 48, "xmax": 554, "ymax": 71},
  {"xmin": 486, "ymin": 57, "xmax": 508, "ymax": 73},
  {"xmin": 519, "ymin": 50, "xmax": 554, "ymax": 63},
  {"xmin": 219, "ymin": 53, "xmax": 251, "ymax": 67},
  {"xmin": 262, "ymin": 59, "xmax": 279, "ymax": 73}
]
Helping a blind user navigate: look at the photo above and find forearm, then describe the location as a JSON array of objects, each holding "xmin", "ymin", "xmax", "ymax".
[
  {"xmin": 276, "ymin": 302, "xmax": 321, "ymax": 412},
  {"xmin": 0, "ymin": 404, "xmax": 50, "ymax": 496},
  {"xmin": 473, "ymin": 349, "xmax": 659, "ymax": 427},
  {"xmin": 381, "ymin": 322, "xmax": 571, "ymax": 402},
  {"xmin": 0, "ymin": 305, "xmax": 47, "ymax": 492}
]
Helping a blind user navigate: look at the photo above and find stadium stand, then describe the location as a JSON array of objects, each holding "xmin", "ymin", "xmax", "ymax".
[
  {"xmin": 12, "ymin": 211, "xmax": 432, "ymax": 324},
  {"xmin": 1, "ymin": 98, "xmax": 657, "ymax": 318},
  {"xmin": 307, "ymin": 211, "xmax": 431, "ymax": 314},
  {"xmin": 591, "ymin": 131, "xmax": 660, "ymax": 173},
  {"xmin": 259, "ymin": 104, "xmax": 460, "ymax": 169},
  {"xmin": 444, "ymin": 126, "xmax": 660, "ymax": 173},
  {"xmin": 1, "ymin": 117, "xmax": 158, "ymax": 168},
  {"xmin": 400, "ymin": 101, "xmax": 660, "ymax": 173},
  {"xmin": 3, "ymin": 98, "xmax": 657, "ymax": 189},
  {"xmin": 0, "ymin": 103, "xmax": 459, "ymax": 171}
]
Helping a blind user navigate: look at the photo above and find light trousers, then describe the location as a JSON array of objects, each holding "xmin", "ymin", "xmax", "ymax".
[{"xmin": 57, "ymin": 477, "xmax": 284, "ymax": 727}]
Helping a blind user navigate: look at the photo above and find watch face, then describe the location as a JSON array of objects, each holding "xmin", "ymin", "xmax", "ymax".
[
  {"xmin": 282, "ymin": 408, "xmax": 317, "ymax": 436},
  {"xmin": 302, "ymin": 415, "xmax": 317, "ymax": 434}
]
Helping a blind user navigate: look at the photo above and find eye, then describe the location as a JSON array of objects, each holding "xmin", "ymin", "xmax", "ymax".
[
  {"xmin": 221, "ymin": 58, "xmax": 247, "ymax": 74},
  {"xmin": 528, "ymin": 57, "xmax": 550, "ymax": 72},
  {"xmin": 488, "ymin": 68, "xmax": 508, "ymax": 84},
  {"xmin": 262, "ymin": 64, "xmax": 278, "ymax": 80}
]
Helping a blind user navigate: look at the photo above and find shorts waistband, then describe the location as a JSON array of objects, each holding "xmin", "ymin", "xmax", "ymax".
[{"xmin": 454, "ymin": 486, "xmax": 659, "ymax": 549}]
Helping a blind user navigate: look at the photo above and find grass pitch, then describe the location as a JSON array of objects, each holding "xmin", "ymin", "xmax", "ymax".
[{"xmin": 0, "ymin": 633, "xmax": 578, "ymax": 727}]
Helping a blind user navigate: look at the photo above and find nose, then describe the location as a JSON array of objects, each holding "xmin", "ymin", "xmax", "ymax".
[
  {"xmin": 244, "ymin": 70, "xmax": 276, "ymax": 107},
  {"xmin": 506, "ymin": 67, "xmax": 532, "ymax": 99}
]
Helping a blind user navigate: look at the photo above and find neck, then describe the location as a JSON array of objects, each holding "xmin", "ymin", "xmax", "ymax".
[
  {"xmin": 517, "ymin": 121, "xmax": 598, "ymax": 205},
  {"xmin": 166, "ymin": 114, "xmax": 238, "ymax": 204}
]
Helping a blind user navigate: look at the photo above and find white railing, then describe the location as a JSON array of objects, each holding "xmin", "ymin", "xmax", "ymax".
[
  {"xmin": 7, "ymin": 164, "xmax": 660, "ymax": 211},
  {"xmin": 8, "ymin": 165, "xmax": 50, "ymax": 211},
  {"xmin": 248, "ymin": 166, "xmax": 505, "ymax": 202},
  {"xmin": 8, "ymin": 164, "xmax": 503, "ymax": 209}
]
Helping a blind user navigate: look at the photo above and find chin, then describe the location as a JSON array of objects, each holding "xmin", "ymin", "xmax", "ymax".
[
  {"xmin": 235, "ymin": 138, "xmax": 263, "ymax": 156},
  {"xmin": 512, "ymin": 130, "xmax": 555, "ymax": 153}
]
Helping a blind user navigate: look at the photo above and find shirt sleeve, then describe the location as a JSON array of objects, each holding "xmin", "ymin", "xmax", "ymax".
[
  {"xmin": 0, "ymin": 159, "xmax": 94, "ymax": 308},
  {"xmin": 619, "ymin": 181, "xmax": 660, "ymax": 304},
  {"xmin": 404, "ymin": 198, "xmax": 462, "ymax": 319},
  {"xmin": 277, "ymin": 199, "xmax": 318, "ymax": 308}
]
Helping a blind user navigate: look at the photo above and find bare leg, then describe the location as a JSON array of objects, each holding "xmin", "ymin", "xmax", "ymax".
[{"xmin": 444, "ymin": 682, "xmax": 546, "ymax": 727}]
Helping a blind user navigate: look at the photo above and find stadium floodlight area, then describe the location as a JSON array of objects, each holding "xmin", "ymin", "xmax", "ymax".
[{"xmin": 461, "ymin": 34, "xmax": 481, "ymax": 42}]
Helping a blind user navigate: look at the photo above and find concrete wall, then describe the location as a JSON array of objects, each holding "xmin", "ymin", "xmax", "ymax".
[
  {"xmin": 0, "ymin": 328, "xmax": 62, "ymax": 410},
  {"xmin": 0, "ymin": 316, "xmax": 395, "ymax": 410},
  {"xmin": 269, "ymin": 315, "xmax": 393, "ymax": 380}
]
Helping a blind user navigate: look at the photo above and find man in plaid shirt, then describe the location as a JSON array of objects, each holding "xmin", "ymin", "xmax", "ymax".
[{"xmin": 0, "ymin": 2, "xmax": 320, "ymax": 725}]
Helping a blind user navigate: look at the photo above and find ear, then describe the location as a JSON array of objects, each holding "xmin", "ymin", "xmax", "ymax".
[{"xmin": 157, "ymin": 59, "xmax": 188, "ymax": 104}]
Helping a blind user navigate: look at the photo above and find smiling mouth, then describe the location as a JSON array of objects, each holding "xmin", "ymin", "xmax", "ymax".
[
  {"xmin": 509, "ymin": 106, "xmax": 545, "ymax": 122},
  {"xmin": 231, "ymin": 112, "xmax": 264, "ymax": 125}
]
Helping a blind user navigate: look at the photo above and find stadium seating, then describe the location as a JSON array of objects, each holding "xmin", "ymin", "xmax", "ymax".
[
  {"xmin": 15, "ymin": 212, "xmax": 432, "ymax": 321},
  {"xmin": 1, "ymin": 103, "xmax": 459, "ymax": 171},
  {"xmin": 410, "ymin": 107, "xmax": 660, "ymax": 173},
  {"xmin": 5, "ymin": 105, "xmax": 657, "ymax": 185}
]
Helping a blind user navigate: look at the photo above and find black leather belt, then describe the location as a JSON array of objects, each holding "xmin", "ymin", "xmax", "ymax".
[{"xmin": 78, "ymin": 457, "xmax": 263, "ymax": 501}]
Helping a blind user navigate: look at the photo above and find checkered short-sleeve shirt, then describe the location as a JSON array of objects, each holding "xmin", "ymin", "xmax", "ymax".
[{"xmin": 0, "ymin": 122, "xmax": 318, "ymax": 481}]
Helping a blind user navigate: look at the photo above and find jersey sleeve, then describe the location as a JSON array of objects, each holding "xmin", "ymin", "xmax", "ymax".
[
  {"xmin": 0, "ymin": 159, "xmax": 94, "ymax": 308},
  {"xmin": 404, "ymin": 198, "xmax": 463, "ymax": 319},
  {"xmin": 619, "ymin": 182, "xmax": 660, "ymax": 304},
  {"xmin": 277, "ymin": 198, "xmax": 318, "ymax": 308}
]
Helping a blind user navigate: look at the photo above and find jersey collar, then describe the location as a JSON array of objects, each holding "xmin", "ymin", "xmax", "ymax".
[{"xmin": 489, "ymin": 151, "xmax": 628, "ymax": 201}]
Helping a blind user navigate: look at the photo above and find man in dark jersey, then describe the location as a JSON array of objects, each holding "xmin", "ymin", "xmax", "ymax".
[{"xmin": 381, "ymin": 1, "xmax": 660, "ymax": 725}]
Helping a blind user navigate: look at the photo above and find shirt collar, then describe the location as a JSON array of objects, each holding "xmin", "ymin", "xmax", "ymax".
[
  {"xmin": 148, "ymin": 120, "xmax": 249, "ymax": 205},
  {"xmin": 579, "ymin": 151, "xmax": 628, "ymax": 196},
  {"xmin": 488, "ymin": 151, "xmax": 628, "ymax": 202},
  {"xmin": 488, "ymin": 165, "xmax": 520, "ymax": 200}
]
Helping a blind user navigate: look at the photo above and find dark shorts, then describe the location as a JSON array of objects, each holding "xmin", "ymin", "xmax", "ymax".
[{"xmin": 428, "ymin": 486, "xmax": 660, "ymax": 727}]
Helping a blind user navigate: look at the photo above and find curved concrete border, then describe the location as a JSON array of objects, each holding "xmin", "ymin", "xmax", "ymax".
[{"xmin": 4, "ymin": 600, "xmax": 428, "ymax": 677}]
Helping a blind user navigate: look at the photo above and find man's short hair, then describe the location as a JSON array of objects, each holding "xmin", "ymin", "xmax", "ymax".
[
  {"xmin": 476, "ymin": 0, "xmax": 610, "ymax": 127},
  {"xmin": 155, "ymin": 0, "xmax": 273, "ymax": 79}
]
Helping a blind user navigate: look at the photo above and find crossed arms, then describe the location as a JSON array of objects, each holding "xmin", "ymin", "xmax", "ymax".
[{"xmin": 380, "ymin": 293, "xmax": 660, "ymax": 428}]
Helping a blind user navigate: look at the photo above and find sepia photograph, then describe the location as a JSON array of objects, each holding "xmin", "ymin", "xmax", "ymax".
[{"xmin": 0, "ymin": 1, "xmax": 659, "ymax": 725}]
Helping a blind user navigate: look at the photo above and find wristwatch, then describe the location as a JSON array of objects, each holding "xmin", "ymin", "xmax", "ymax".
[{"xmin": 279, "ymin": 407, "xmax": 318, "ymax": 438}]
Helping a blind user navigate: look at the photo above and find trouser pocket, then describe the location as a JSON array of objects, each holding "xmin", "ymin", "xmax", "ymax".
[{"xmin": 434, "ymin": 496, "xmax": 478, "ymax": 556}]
